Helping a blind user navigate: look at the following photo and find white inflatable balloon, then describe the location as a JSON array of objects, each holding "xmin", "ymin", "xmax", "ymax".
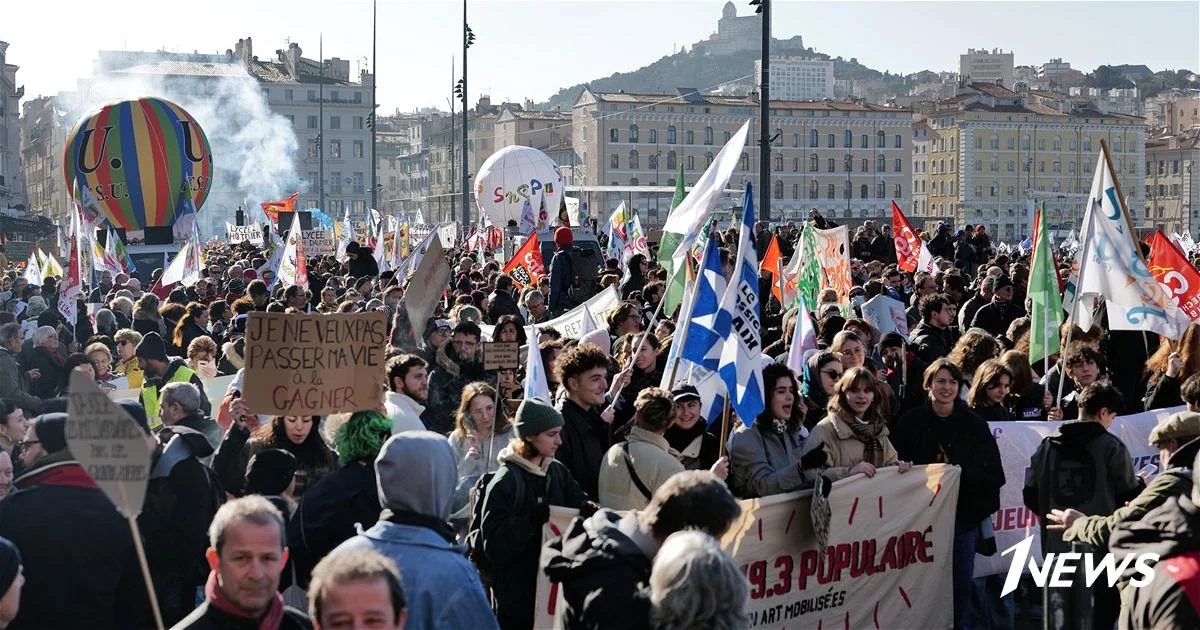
[{"xmin": 474, "ymin": 145, "xmax": 565, "ymax": 230}]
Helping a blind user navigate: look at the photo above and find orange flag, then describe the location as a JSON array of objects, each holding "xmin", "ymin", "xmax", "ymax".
[
  {"xmin": 261, "ymin": 192, "xmax": 299, "ymax": 226},
  {"xmin": 759, "ymin": 234, "xmax": 783, "ymax": 304},
  {"xmin": 503, "ymin": 233, "xmax": 546, "ymax": 289}
]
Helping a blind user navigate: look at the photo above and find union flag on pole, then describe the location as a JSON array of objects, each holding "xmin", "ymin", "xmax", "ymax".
[
  {"xmin": 891, "ymin": 201, "xmax": 934, "ymax": 273},
  {"xmin": 503, "ymin": 233, "xmax": 545, "ymax": 289},
  {"xmin": 1147, "ymin": 229, "xmax": 1200, "ymax": 323},
  {"xmin": 261, "ymin": 193, "xmax": 299, "ymax": 226}
]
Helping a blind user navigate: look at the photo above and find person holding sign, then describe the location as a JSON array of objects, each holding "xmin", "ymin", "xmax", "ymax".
[
  {"xmin": 0, "ymin": 413, "xmax": 151, "ymax": 630},
  {"xmin": 800, "ymin": 367, "xmax": 911, "ymax": 481}
]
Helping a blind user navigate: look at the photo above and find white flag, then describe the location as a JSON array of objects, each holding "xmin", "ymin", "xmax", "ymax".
[
  {"xmin": 523, "ymin": 326, "xmax": 551, "ymax": 403},
  {"xmin": 161, "ymin": 238, "xmax": 202, "ymax": 287},
  {"xmin": 580, "ymin": 304, "xmax": 598, "ymax": 337},
  {"xmin": 786, "ymin": 298, "xmax": 818, "ymax": 377},
  {"xmin": 1064, "ymin": 153, "xmax": 1183, "ymax": 338},
  {"xmin": 23, "ymin": 254, "xmax": 41, "ymax": 287},
  {"xmin": 335, "ymin": 209, "xmax": 353, "ymax": 263},
  {"xmin": 277, "ymin": 216, "xmax": 307, "ymax": 290}
]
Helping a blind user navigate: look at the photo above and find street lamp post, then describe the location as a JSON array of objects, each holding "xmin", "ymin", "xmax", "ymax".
[{"xmin": 751, "ymin": 0, "xmax": 770, "ymax": 221}]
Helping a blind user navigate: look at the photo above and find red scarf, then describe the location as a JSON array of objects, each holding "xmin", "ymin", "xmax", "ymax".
[{"xmin": 204, "ymin": 570, "xmax": 285, "ymax": 630}]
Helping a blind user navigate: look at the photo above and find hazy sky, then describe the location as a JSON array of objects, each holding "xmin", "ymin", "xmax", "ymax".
[{"xmin": 6, "ymin": 0, "xmax": 1198, "ymax": 113}]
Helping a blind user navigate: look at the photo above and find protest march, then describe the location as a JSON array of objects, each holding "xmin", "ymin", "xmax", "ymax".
[{"xmin": 3, "ymin": 103, "xmax": 1200, "ymax": 630}]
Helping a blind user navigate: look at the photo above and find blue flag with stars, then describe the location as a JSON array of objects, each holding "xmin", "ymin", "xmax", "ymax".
[
  {"xmin": 716, "ymin": 184, "xmax": 765, "ymax": 426},
  {"xmin": 679, "ymin": 236, "xmax": 727, "ymax": 371}
]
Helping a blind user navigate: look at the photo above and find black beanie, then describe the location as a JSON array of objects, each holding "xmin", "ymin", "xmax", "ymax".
[
  {"xmin": 135, "ymin": 332, "xmax": 169, "ymax": 362},
  {"xmin": 30, "ymin": 413, "xmax": 68, "ymax": 453},
  {"xmin": 245, "ymin": 449, "xmax": 299, "ymax": 496},
  {"xmin": 0, "ymin": 537, "xmax": 20, "ymax": 597}
]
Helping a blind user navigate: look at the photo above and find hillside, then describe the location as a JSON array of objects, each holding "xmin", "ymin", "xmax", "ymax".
[{"xmin": 539, "ymin": 41, "xmax": 901, "ymax": 110}]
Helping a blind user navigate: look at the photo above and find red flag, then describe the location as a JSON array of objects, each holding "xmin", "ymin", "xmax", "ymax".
[
  {"xmin": 503, "ymin": 233, "xmax": 545, "ymax": 289},
  {"xmin": 1148, "ymin": 229, "xmax": 1200, "ymax": 322},
  {"xmin": 891, "ymin": 201, "xmax": 935, "ymax": 273},
  {"xmin": 261, "ymin": 193, "xmax": 299, "ymax": 225},
  {"xmin": 758, "ymin": 235, "xmax": 783, "ymax": 304}
]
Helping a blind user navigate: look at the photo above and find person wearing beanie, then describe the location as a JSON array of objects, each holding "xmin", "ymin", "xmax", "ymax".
[
  {"xmin": 244, "ymin": 449, "xmax": 299, "ymax": 518},
  {"xmin": 336, "ymin": 432, "xmax": 498, "ymax": 629},
  {"xmin": 136, "ymin": 331, "xmax": 211, "ymax": 426},
  {"xmin": 969, "ymin": 274, "xmax": 1025, "ymax": 339},
  {"xmin": 346, "ymin": 239, "xmax": 380, "ymax": 280},
  {"xmin": 0, "ymin": 413, "xmax": 150, "ymax": 629},
  {"xmin": 0, "ymin": 536, "xmax": 22, "ymax": 628},
  {"xmin": 547, "ymin": 226, "xmax": 576, "ymax": 316},
  {"xmin": 479, "ymin": 398, "xmax": 587, "ymax": 629}
]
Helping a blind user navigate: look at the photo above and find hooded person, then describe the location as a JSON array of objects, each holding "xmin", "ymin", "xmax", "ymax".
[
  {"xmin": 336, "ymin": 432, "xmax": 498, "ymax": 630},
  {"xmin": 345, "ymin": 241, "xmax": 380, "ymax": 280},
  {"xmin": 245, "ymin": 449, "xmax": 299, "ymax": 517},
  {"xmin": 0, "ymin": 414, "xmax": 151, "ymax": 629}
]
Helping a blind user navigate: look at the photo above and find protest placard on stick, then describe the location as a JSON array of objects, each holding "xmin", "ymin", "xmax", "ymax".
[{"xmin": 243, "ymin": 311, "xmax": 388, "ymax": 416}]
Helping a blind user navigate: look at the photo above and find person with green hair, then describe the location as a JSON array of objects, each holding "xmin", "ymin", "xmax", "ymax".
[{"xmin": 285, "ymin": 410, "xmax": 392, "ymax": 588}]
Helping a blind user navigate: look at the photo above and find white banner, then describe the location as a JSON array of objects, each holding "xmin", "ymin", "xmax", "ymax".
[
  {"xmin": 480, "ymin": 285, "xmax": 619, "ymax": 341},
  {"xmin": 226, "ymin": 224, "xmax": 264, "ymax": 246},
  {"xmin": 815, "ymin": 225, "xmax": 852, "ymax": 309},
  {"xmin": 301, "ymin": 230, "xmax": 336, "ymax": 256},
  {"xmin": 410, "ymin": 223, "xmax": 458, "ymax": 249},
  {"xmin": 536, "ymin": 465, "xmax": 961, "ymax": 629},
  {"xmin": 975, "ymin": 407, "xmax": 1177, "ymax": 577}
]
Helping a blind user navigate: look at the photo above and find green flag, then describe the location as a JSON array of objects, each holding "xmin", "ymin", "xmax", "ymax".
[
  {"xmin": 795, "ymin": 225, "xmax": 821, "ymax": 310},
  {"xmin": 659, "ymin": 163, "xmax": 689, "ymax": 314},
  {"xmin": 1028, "ymin": 203, "xmax": 1063, "ymax": 366}
]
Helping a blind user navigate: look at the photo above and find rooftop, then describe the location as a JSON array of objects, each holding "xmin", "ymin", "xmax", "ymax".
[{"xmin": 109, "ymin": 59, "xmax": 249, "ymax": 79}]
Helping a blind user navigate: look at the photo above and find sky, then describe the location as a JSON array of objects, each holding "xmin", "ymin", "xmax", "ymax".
[{"xmin": 5, "ymin": 0, "xmax": 1198, "ymax": 113}]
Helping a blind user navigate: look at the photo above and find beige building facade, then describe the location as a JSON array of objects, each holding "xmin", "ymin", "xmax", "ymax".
[
  {"xmin": 571, "ymin": 87, "xmax": 912, "ymax": 227},
  {"xmin": 959, "ymin": 48, "xmax": 1015, "ymax": 89},
  {"xmin": 913, "ymin": 82, "xmax": 1145, "ymax": 242},
  {"xmin": 1145, "ymin": 129, "xmax": 1200, "ymax": 236}
]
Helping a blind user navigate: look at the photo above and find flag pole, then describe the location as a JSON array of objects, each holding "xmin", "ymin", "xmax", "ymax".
[
  {"xmin": 776, "ymin": 257, "xmax": 786, "ymax": 315},
  {"xmin": 1055, "ymin": 159, "xmax": 1103, "ymax": 410},
  {"xmin": 718, "ymin": 397, "xmax": 731, "ymax": 459}
]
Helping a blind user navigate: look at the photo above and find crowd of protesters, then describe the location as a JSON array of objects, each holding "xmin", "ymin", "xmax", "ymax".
[{"xmin": 0, "ymin": 210, "xmax": 1195, "ymax": 630}]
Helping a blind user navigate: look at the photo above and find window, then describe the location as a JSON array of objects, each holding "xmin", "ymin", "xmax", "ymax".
[
  {"xmin": 828, "ymin": 183, "xmax": 836, "ymax": 199},
  {"xmin": 1038, "ymin": 138, "xmax": 1046, "ymax": 151},
  {"xmin": 611, "ymin": 154, "xmax": 619, "ymax": 168},
  {"xmin": 844, "ymin": 130, "xmax": 853, "ymax": 148},
  {"xmin": 862, "ymin": 158, "xmax": 870, "ymax": 172},
  {"xmin": 810, "ymin": 154, "xmax": 819, "ymax": 172},
  {"xmin": 631, "ymin": 177, "xmax": 639, "ymax": 186},
  {"xmin": 990, "ymin": 136, "xmax": 999, "ymax": 150},
  {"xmin": 894, "ymin": 183, "xmax": 902, "ymax": 198},
  {"xmin": 950, "ymin": 136, "xmax": 955, "ymax": 150},
  {"xmin": 307, "ymin": 171, "xmax": 317, "ymax": 191},
  {"xmin": 667, "ymin": 126, "xmax": 676, "ymax": 144},
  {"xmin": 877, "ymin": 182, "xmax": 885, "ymax": 199},
  {"xmin": 810, "ymin": 181, "xmax": 819, "ymax": 199},
  {"xmin": 353, "ymin": 117, "xmax": 364, "ymax": 130},
  {"xmin": 828, "ymin": 158, "xmax": 836, "ymax": 172},
  {"xmin": 330, "ymin": 140, "xmax": 341, "ymax": 159},
  {"xmin": 940, "ymin": 181, "xmax": 946, "ymax": 195},
  {"xmin": 793, "ymin": 157, "xmax": 800, "ymax": 172},
  {"xmin": 939, "ymin": 159, "xmax": 945, "ymax": 174},
  {"xmin": 629, "ymin": 125, "xmax": 639, "ymax": 143},
  {"xmin": 976, "ymin": 137, "xmax": 983, "ymax": 150},
  {"xmin": 948, "ymin": 158, "xmax": 954, "ymax": 172},
  {"xmin": 974, "ymin": 185, "xmax": 983, "ymax": 198},
  {"xmin": 810, "ymin": 129, "xmax": 819, "ymax": 147},
  {"xmin": 1114, "ymin": 137, "xmax": 1122, "ymax": 152},
  {"xmin": 667, "ymin": 151, "xmax": 676, "ymax": 170},
  {"xmin": 975, "ymin": 159, "xmax": 982, "ymax": 172},
  {"xmin": 283, "ymin": 88, "xmax": 294, "ymax": 101},
  {"xmin": 687, "ymin": 155, "xmax": 695, "ymax": 169},
  {"xmin": 285, "ymin": 114, "xmax": 294, "ymax": 125},
  {"xmin": 648, "ymin": 129, "xmax": 657, "ymax": 144},
  {"xmin": 307, "ymin": 115, "xmax": 318, "ymax": 129},
  {"xmin": 738, "ymin": 152, "xmax": 749, "ymax": 171},
  {"xmin": 775, "ymin": 180, "xmax": 784, "ymax": 199},
  {"xmin": 629, "ymin": 150, "xmax": 639, "ymax": 169},
  {"xmin": 793, "ymin": 183, "xmax": 800, "ymax": 198},
  {"xmin": 686, "ymin": 130, "xmax": 694, "ymax": 144},
  {"xmin": 877, "ymin": 130, "xmax": 886, "ymax": 148},
  {"xmin": 1053, "ymin": 137, "xmax": 1061, "ymax": 151},
  {"xmin": 330, "ymin": 116, "xmax": 341, "ymax": 130},
  {"xmin": 352, "ymin": 140, "xmax": 364, "ymax": 159},
  {"xmin": 705, "ymin": 127, "xmax": 713, "ymax": 145},
  {"xmin": 1053, "ymin": 161, "xmax": 1061, "ymax": 173},
  {"xmin": 860, "ymin": 184, "xmax": 869, "ymax": 199},
  {"xmin": 845, "ymin": 156, "xmax": 853, "ymax": 172},
  {"xmin": 1021, "ymin": 136, "xmax": 1030, "ymax": 151},
  {"xmin": 610, "ymin": 128, "xmax": 619, "ymax": 142},
  {"xmin": 307, "ymin": 139, "xmax": 318, "ymax": 158},
  {"xmin": 990, "ymin": 160, "xmax": 998, "ymax": 172},
  {"xmin": 793, "ymin": 133, "xmax": 800, "ymax": 148},
  {"xmin": 1038, "ymin": 161, "xmax": 1045, "ymax": 173},
  {"xmin": 307, "ymin": 89, "xmax": 317, "ymax": 101},
  {"xmin": 1174, "ymin": 160, "xmax": 1181, "ymax": 174},
  {"xmin": 774, "ymin": 154, "xmax": 783, "ymax": 171},
  {"xmin": 844, "ymin": 182, "xmax": 852, "ymax": 199},
  {"xmin": 706, "ymin": 152, "xmax": 714, "ymax": 167},
  {"xmin": 1007, "ymin": 137, "xmax": 1014, "ymax": 151},
  {"xmin": 877, "ymin": 155, "xmax": 886, "ymax": 172},
  {"xmin": 352, "ymin": 172, "xmax": 364, "ymax": 194},
  {"xmin": 895, "ymin": 135, "xmax": 902, "ymax": 148},
  {"xmin": 827, "ymin": 133, "xmax": 835, "ymax": 148},
  {"xmin": 330, "ymin": 171, "xmax": 342, "ymax": 194},
  {"xmin": 861, "ymin": 134, "xmax": 869, "ymax": 149},
  {"xmin": 1084, "ymin": 137, "xmax": 1092, "ymax": 152},
  {"xmin": 648, "ymin": 153, "xmax": 658, "ymax": 169},
  {"xmin": 1069, "ymin": 162, "xmax": 1076, "ymax": 174},
  {"xmin": 724, "ymin": 131, "xmax": 731, "ymax": 143},
  {"xmin": 990, "ymin": 184, "xmax": 998, "ymax": 197},
  {"xmin": 1007, "ymin": 161, "xmax": 1015, "ymax": 172}
]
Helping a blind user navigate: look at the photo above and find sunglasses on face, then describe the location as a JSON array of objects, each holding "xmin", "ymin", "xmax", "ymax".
[{"xmin": 821, "ymin": 369, "xmax": 843, "ymax": 379}]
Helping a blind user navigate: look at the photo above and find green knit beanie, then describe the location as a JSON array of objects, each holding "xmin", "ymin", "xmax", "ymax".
[{"xmin": 514, "ymin": 399, "xmax": 564, "ymax": 438}]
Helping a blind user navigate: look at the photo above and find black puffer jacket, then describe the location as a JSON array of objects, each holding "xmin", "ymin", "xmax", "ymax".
[
  {"xmin": 556, "ymin": 398, "xmax": 610, "ymax": 501},
  {"xmin": 543, "ymin": 509, "xmax": 652, "ymax": 630},
  {"xmin": 424, "ymin": 339, "xmax": 492, "ymax": 435},
  {"xmin": 286, "ymin": 461, "xmax": 381, "ymax": 588},
  {"xmin": 908, "ymin": 322, "xmax": 959, "ymax": 364}
]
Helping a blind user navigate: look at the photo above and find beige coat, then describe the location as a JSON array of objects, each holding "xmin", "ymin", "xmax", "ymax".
[
  {"xmin": 799, "ymin": 412, "xmax": 899, "ymax": 481},
  {"xmin": 597, "ymin": 426, "xmax": 684, "ymax": 510}
]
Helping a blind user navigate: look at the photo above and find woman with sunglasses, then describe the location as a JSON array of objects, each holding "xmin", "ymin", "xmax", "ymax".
[
  {"xmin": 112, "ymin": 329, "xmax": 143, "ymax": 388},
  {"xmin": 800, "ymin": 352, "xmax": 842, "ymax": 429}
]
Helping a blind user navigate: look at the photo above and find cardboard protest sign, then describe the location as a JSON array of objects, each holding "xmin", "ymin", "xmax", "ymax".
[
  {"xmin": 975, "ymin": 408, "xmax": 1171, "ymax": 577},
  {"xmin": 536, "ymin": 465, "xmax": 960, "ymax": 629},
  {"xmin": 302, "ymin": 230, "xmax": 336, "ymax": 256},
  {"xmin": 65, "ymin": 371, "xmax": 152, "ymax": 519},
  {"xmin": 403, "ymin": 235, "xmax": 451, "ymax": 341},
  {"xmin": 243, "ymin": 312, "xmax": 388, "ymax": 416},
  {"xmin": 483, "ymin": 342, "xmax": 520, "ymax": 370}
]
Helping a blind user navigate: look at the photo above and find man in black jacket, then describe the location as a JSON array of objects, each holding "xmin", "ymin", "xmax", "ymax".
[
  {"xmin": 970, "ymin": 274, "xmax": 1026, "ymax": 338},
  {"xmin": 543, "ymin": 471, "xmax": 741, "ymax": 630},
  {"xmin": 486, "ymin": 275, "xmax": 524, "ymax": 325},
  {"xmin": 345, "ymin": 241, "xmax": 380, "ymax": 280},
  {"xmin": 548, "ymin": 227, "xmax": 575, "ymax": 316},
  {"xmin": 554, "ymin": 344, "xmax": 613, "ymax": 500},
  {"xmin": 0, "ymin": 413, "xmax": 151, "ymax": 630},
  {"xmin": 908, "ymin": 293, "xmax": 960, "ymax": 364}
]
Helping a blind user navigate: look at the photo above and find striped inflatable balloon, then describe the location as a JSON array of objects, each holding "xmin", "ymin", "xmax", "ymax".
[{"xmin": 63, "ymin": 97, "xmax": 213, "ymax": 230}]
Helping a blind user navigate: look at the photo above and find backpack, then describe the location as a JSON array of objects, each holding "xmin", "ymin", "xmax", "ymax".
[{"xmin": 466, "ymin": 469, "xmax": 523, "ymax": 587}]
